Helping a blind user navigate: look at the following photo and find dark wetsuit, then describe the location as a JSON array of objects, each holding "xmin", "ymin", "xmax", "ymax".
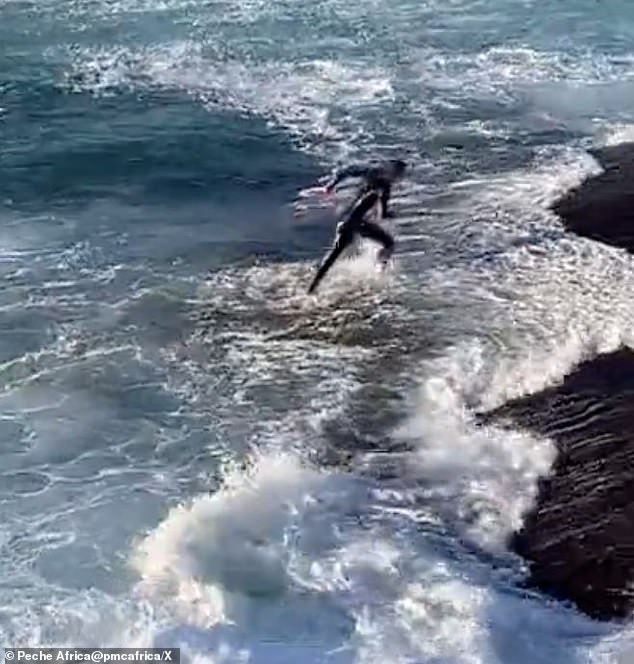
[
  {"xmin": 325, "ymin": 159, "xmax": 406, "ymax": 218},
  {"xmin": 307, "ymin": 190, "xmax": 394, "ymax": 294}
]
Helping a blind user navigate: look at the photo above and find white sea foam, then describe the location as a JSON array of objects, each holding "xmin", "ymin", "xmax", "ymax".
[
  {"xmin": 62, "ymin": 42, "xmax": 393, "ymax": 161},
  {"xmin": 11, "ymin": 0, "xmax": 634, "ymax": 661}
]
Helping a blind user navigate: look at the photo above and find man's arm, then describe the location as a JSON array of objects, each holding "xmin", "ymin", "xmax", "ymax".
[{"xmin": 324, "ymin": 164, "xmax": 372, "ymax": 192}]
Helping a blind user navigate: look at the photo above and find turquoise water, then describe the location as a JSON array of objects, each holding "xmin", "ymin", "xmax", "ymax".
[{"xmin": 2, "ymin": 0, "xmax": 634, "ymax": 661}]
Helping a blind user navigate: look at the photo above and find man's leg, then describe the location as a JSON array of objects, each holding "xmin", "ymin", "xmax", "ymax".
[
  {"xmin": 307, "ymin": 230, "xmax": 355, "ymax": 294},
  {"xmin": 358, "ymin": 220, "xmax": 394, "ymax": 264}
]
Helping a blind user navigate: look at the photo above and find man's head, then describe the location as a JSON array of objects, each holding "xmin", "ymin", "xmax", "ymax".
[{"xmin": 389, "ymin": 159, "xmax": 407, "ymax": 179}]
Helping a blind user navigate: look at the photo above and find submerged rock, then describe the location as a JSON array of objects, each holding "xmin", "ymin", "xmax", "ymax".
[
  {"xmin": 552, "ymin": 142, "xmax": 634, "ymax": 252},
  {"xmin": 480, "ymin": 347, "xmax": 634, "ymax": 620}
]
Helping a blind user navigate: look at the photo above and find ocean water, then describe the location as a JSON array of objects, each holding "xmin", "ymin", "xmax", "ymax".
[{"xmin": 3, "ymin": 0, "xmax": 634, "ymax": 661}]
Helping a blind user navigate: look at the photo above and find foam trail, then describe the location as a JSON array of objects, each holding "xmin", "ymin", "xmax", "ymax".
[
  {"xmin": 132, "ymin": 453, "xmax": 342, "ymax": 619},
  {"xmin": 389, "ymin": 341, "xmax": 556, "ymax": 551},
  {"xmin": 61, "ymin": 42, "xmax": 394, "ymax": 161},
  {"xmin": 603, "ymin": 123, "xmax": 634, "ymax": 146},
  {"xmin": 131, "ymin": 452, "xmax": 365, "ymax": 661}
]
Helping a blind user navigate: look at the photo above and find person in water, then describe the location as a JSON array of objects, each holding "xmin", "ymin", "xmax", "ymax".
[
  {"xmin": 323, "ymin": 158, "xmax": 407, "ymax": 218},
  {"xmin": 307, "ymin": 189, "xmax": 394, "ymax": 294}
]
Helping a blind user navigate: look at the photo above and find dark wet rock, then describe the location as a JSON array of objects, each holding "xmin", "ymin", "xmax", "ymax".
[
  {"xmin": 552, "ymin": 142, "xmax": 634, "ymax": 252},
  {"xmin": 479, "ymin": 347, "xmax": 634, "ymax": 620}
]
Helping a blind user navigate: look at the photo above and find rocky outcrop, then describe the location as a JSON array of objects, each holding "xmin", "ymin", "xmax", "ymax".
[
  {"xmin": 552, "ymin": 142, "xmax": 634, "ymax": 252},
  {"xmin": 480, "ymin": 347, "xmax": 634, "ymax": 620}
]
